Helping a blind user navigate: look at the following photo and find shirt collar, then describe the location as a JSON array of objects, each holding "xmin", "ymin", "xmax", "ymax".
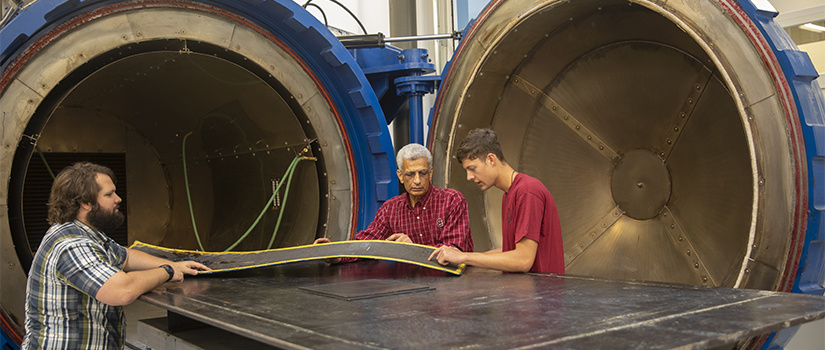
[{"xmin": 72, "ymin": 219, "xmax": 110, "ymax": 245}]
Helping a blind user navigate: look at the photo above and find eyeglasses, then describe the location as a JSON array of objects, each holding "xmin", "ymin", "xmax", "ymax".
[{"xmin": 402, "ymin": 169, "xmax": 430, "ymax": 180}]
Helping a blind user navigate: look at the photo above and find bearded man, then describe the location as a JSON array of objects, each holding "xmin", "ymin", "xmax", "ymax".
[{"xmin": 22, "ymin": 162, "xmax": 209, "ymax": 349}]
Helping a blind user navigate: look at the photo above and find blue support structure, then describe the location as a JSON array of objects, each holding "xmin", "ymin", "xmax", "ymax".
[
  {"xmin": 350, "ymin": 46, "xmax": 440, "ymax": 145},
  {"xmin": 733, "ymin": 0, "xmax": 825, "ymax": 348}
]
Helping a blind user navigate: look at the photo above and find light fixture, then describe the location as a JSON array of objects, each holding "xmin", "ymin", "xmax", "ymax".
[{"xmin": 799, "ymin": 23, "xmax": 825, "ymax": 33}]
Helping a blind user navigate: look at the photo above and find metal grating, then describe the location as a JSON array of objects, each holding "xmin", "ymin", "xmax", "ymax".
[{"xmin": 23, "ymin": 153, "xmax": 128, "ymax": 251}]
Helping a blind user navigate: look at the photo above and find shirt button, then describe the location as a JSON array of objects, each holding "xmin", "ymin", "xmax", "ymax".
[
  {"xmin": 417, "ymin": 216, "xmax": 420, "ymax": 219},
  {"xmin": 419, "ymin": 234, "xmax": 423, "ymax": 237}
]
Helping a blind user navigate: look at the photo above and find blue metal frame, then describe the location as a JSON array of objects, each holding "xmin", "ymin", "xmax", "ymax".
[
  {"xmin": 350, "ymin": 46, "xmax": 440, "ymax": 145},
  {"xmin": 733, "ymin": 1, "xmax": 825, "ymax": 348},
  {"xmin": 735, "ymin": 2, "xmax": 825, "ymax": 297}
]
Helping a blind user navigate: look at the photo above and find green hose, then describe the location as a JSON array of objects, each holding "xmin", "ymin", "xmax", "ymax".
[
  {"xmin": 223, "ymin": 156, "xmax": 302, "ymax": 251},
  {"xmin": 182, "ymin": 132, "xmax": 313, "ymax": 251},
  {"xmin": 267, "ymin": 156, "xmax": 299, "ymax": 249},
  {"xmin": 34, "ymin": 144, "xmax": 55, "ymax": 180},
  {"xmin": 182, "ymin": 132, "xmax": 205, "ymax": 251}
]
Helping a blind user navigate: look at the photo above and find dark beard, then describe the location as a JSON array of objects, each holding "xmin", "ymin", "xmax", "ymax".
[{"xmin": 87, "ymin": 203, "xmax": 124, "ymax": 233}]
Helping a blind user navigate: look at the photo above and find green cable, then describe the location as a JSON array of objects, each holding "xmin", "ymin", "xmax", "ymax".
[
  {"xmin": 223, "ymin": 156, "xmax": 302, "ymax": 252},
  {"xmin": 183, "ymin": 132, "xmax": 314, "ymax": 251},
  {"xmin": 182, "ymin": 131, "xmax": 205, "ymax": 251},
  {"xmin": 34, "ymin": 144, "xmax": 56, "ymax": 180},
  {"xmin": 267, "ymin": 156, "xmax": 300, "ymax": 249}
]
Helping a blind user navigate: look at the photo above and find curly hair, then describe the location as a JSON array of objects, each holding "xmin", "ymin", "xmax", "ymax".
[
  {"xmin": 454, "ymin": 128, "xmax": 506, "ymax": 163},
  {"xmin": 47, "ymin": 162, "xmax": 116, "ymax": 225}
]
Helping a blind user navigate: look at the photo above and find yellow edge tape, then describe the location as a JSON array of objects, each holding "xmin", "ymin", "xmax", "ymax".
[{"xmin": 129, "ymin": 240, "xmax": 466, "ymax": 275}]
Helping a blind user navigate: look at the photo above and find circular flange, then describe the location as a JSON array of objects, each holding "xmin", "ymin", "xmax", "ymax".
[{"xmin": 611, "ymin": 150, "xmax": 671, "ymax": 220}]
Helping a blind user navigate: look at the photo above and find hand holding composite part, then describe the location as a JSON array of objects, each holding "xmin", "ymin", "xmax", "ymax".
[
  {"xmin": 429, "ymin": 245, "xmax": 465, "ymax": 266},
  {"xmin": 386, "ymin": 233, "xmax": 412, "ymax": 243},
  {"xmin": 312, "ymin": 238, "xmax": 342, "ymax": 264},
  {"xmin": 169, "ymin": 260, "xmax": 212, "ymax": 282}
]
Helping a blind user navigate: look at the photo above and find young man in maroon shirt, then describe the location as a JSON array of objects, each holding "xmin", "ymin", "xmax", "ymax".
[
  {"xmin": 315, "ymin": 143, "xmax": 473, "ymax": 262},
  {"xmin": 429, "ymin": 128, "xmax": 564, "ymax": 273}
]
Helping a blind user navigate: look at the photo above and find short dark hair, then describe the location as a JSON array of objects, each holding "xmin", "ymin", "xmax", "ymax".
[
  {"xmin": 455, "ymin": 128, "xmax": 506, "ymax": 162},
  {"xmin": 47, "ymin": 162, "xmax": 116, "ymax": 225}
]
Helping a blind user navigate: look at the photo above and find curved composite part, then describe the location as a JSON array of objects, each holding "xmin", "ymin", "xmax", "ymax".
[
  {"xmin": 0, "ymin": 0, "xmax": 397, "ymax": 340},
  {"xmin": 130, "ymin": 240, "xmax": 466, "ymax": 275},
  {"xmin": 430, "ymin": 0, "xmax": 824, "ymax": 347}
]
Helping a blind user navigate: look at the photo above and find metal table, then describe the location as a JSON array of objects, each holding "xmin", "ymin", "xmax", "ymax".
[{"xmin": 139, "ymin": 260, "xmax": 825, "ymax": 349}]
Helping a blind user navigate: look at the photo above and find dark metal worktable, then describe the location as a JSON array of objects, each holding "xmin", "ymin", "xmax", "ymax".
[{"xmin": 140, "ymin": 260, "xmax": 825, "ymax": 349}]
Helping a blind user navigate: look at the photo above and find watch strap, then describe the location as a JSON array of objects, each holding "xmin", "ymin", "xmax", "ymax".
[{"xmin": 159, "ymin": 264, "xmax": 174, "ymax": 282}]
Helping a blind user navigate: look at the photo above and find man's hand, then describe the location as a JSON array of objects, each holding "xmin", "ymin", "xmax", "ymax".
[
  {"xmin": 386, "ymin": 233, "xmax": 412, "ymax": 243},
  {"xmin": 312, "ymin": 237, "xmax": 341, "ymax": 264},
  {"xmin": 169, "ymin": 260, "xmax": 211, "ymax": 282},
  {"xmin": 429, "ymin": 245, "xmax": 465, "ymax": 266}
]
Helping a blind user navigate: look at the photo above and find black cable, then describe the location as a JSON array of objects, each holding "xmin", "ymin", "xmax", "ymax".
[
  {"xmin": 327, "ymin": 0, "xmax": 368, "ymax": 35},
  {"xmin": 302, "ymin": 0, "xmax": 368, "ymax": 35},
  {"xmin": 305, "ymin": 3, "xmax": 328, "ymax": 27}
]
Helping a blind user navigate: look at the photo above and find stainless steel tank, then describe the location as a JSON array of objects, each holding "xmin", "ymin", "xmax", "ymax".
[
  {"xmin": 0, "ymin": 0, "xmax": 397, "ymax": 329},
  {"xmin": 430, "ymin": 0, "xmax": 825, "ymax": 297}
]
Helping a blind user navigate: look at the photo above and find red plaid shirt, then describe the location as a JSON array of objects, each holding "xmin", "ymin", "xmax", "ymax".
[{"xmin": 354, "ymin": 186, "xmax": 473, "ymax": 252}]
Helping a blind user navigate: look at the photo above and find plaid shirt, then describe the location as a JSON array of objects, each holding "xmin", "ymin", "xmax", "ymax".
[
  {"xmin": 354, "ymin": 186, "xmax": 473, "ymax": 251},
  {"xmin": 23, "ymin": 220, "xmax": 127, "ymax": 350}
]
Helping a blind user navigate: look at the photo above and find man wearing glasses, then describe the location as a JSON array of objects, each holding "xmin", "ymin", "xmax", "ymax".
[{"xmin": 315, "ymin": 143, "xmax": 473, "ymax": 258}]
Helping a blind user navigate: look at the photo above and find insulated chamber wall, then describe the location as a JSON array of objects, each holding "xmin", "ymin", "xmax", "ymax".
[
  {"xmin": 0, "ymin": 0, "xmax": 396, "ymax": 329},
  {"xmin": 431, "ymin": 0, "xmax": 825, "ymax": 299}
]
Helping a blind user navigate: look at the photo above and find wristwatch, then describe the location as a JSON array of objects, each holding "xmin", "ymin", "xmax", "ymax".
[{"xmin": 159, "ymin": 264, "xmax": 174, "ymax": 282}]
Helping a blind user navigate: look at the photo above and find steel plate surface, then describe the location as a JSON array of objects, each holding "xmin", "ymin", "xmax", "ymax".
[{"xmin": 140, "ymin": 260, "xmax": 825, "ymax": 349}]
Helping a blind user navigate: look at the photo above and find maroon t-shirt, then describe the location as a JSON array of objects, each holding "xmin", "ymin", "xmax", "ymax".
[{"xmin": 501, "ymin": 173, "xmax": 565, "ymax": 273}]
